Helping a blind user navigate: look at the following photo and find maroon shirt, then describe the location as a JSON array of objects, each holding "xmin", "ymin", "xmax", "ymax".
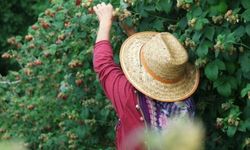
[{"xmin": 93, "ymin": 40, "xmax": 145, "ymax": 150}]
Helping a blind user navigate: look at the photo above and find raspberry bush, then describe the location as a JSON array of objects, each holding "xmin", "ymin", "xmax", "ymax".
[
  {"xmin": 1, "ymin": 0, "xmax": 250, "ymax": 149},
  {"xmin": 0, "ymin": 0, "xmax": 49, "ymax": 76}
]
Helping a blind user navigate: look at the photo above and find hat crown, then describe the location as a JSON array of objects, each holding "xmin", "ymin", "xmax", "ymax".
[{"xmin": 141, "ymin": 33, "xmax": 188, "ymax": 82}]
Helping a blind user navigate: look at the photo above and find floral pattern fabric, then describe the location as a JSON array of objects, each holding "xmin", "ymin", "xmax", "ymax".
[{"xmin": 138, "ymin": 91, "xmax": 195, "ymax": 130}]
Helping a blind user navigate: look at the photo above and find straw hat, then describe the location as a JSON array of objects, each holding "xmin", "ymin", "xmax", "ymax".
[{"xmin": 120, "ymin": 32, "xmax": 200, "ymax": 102}]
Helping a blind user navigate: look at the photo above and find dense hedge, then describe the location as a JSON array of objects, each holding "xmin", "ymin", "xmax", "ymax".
[
  {"xmin": 0, "ymin": 0, "xmax": 250, "ymax": 149},
  {"xmin": 0, "ymin": 0, "xmax": 49, "ymax": 75}
]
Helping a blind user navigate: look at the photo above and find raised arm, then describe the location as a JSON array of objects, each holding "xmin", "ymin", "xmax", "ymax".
[
  {"xmin": 93, "ymin": 2, "xmax": 113, "ymax": 42},
  {"xmin": 93, "ymin": 3, "xmax": 134, "ymax": 118}
]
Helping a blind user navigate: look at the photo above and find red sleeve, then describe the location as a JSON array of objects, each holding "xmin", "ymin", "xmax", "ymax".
[{"xmin": 93, "ymin": 40, "xmax": 134, "ymax": 118}]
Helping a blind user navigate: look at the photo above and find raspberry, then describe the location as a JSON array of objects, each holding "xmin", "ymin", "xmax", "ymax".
[
  {"xmin": 75, "ymin": 79, "xmax": 84, "ymax": 86},
  {"xmin": 57, "ymin": 92, "xmax": 68, "ymax": 100},
  {"xmin": 1, "ymin": 53, "xmax": 12, "ymax": 59},
  {"xmin": 27, "ymin": 104, "xmax": 35, "ymax": 110},
  {"xmin": 31, "ymin": 25, "xmax": 39, "ymax": 30},
  {"xmin": 75, "ymin": 0, "xmax": 81, "ymax": 6},
  {"xmin": 25, "ymin": 35, "xmax": 33, "ymax": 41},
  {"xmin": 41, "ymin": 21, "xmax": 50, "ymax": 29},
  {"xmin": 34, "ymin": 59, "xmax": 42, "ymax": 66}
]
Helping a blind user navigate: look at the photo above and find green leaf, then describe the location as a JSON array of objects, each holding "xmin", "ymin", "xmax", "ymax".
[
  {"xmin": 197, "ymin": 40, "xmax": 212, "ymax": 57},
  {"xmin": 227, "ymin": 126, "xmax": 237, "ymax": 137},
  {"xmin": 194, "ymin": 18, "xmax": 209, "ymax": 31},
  {"xmin": 48, "ymin": 44, "xmax": 57, "ymax": 55},
  {"xmin": 246, "ymin": 23, "xmax": 250, "ymax": 36},
  {"xmin": 238, "ymin": 121, "xmax": 246, "ymax": 132},
  {"xmin": 192, "ymin": 7, "xmax": 203, "ymax": 17},
  {"xmin": 238, "ymin": 119, "xmax": 250, "ymax": 132},
  {"xmin": 144, "ymin": 5, "xmax": 155, "ymax": 11},
  {"xmin": 185, "ymin": 0, "xmax": 193, "ymax": 3},
  {"xmin": 192, "ymin": 31, "xmax": 202, "ymax": 42},
  {"xmin": 156, "ymin": 0, "xmax": 173, "ymax": 13},
  {"xmin": 205, "ymin": 59, "xmax": 225, "ymax": 81},
  {"xmin": 124, "ymin": 17, "xmax": 133, "ymax": 26},
  {"xmin": 152, "ymin": 19, "xmax": 164, "ymax": 31},
  {"xmin": 241, "ymin": 84, "xmax": 250, "ymax": 97},
  {"xmin": 245, "ymin": 119, "xmax": 250, "ymax": 130},
  {"xmin": 55, "ymin": 12, "xmax": 65, "ymax": 21},
  {"xmin": 241, "ymin": 0, "xmax": 250, "ymax": 9},
  {"xmin": 205, "ymin": 61, "xmax": 218, "ymax": 81},
  {"xmin": 227, "ymin": 76, "xmax": 238, "ymax": 90},
  {"xmin": 217, "ymin": 81, "xmax": 231, "ymax": 97},
  {"xmin": 194, "ymin": 20, "xmax": 203, "ymax": 30},
  {"xmin": 242, "ymin": 9, "xmax": 250, "ymax": 22},
  {"xmin": 234, "ymin": 26, "xmax": 245, "ymax": 40},
  {"xmin": 178, "ymin": 17, "xmax": 188, "ymax": 30},
  {"xmin": 204, "ymin": 26, "xmax": 215, "ymax": 41},
  {"xmin": 215, "ymin": 59, "xmax": 226, "ymax": 70},
  {"xmin": 239, "ymin": 51, "xmax": 250, "ymax": 73},
  {"xmin": 225, "ymin": 62, "xmax": 236, "ymax": 74},
  {"xmin": 209, "ymin": 1, "xmax": 228, "ymax": 16}
]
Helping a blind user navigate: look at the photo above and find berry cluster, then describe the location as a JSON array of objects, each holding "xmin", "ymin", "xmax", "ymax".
[{"xmin": 224, "ymin": 10, "xmax": 239, "ymax": 24}]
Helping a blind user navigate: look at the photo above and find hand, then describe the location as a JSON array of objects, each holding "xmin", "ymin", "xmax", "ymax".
[
  {"xmin": 93, "ymin": 2, "xmax": 113, "ymax": 28},
  {"xmin": 93, "ymin": 3, "xmax": 114, "ymax": 42}
]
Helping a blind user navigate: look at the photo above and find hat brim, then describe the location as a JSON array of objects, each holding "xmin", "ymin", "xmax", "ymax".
[{"xmin": 120, "ymin": 32, "xmax": 200, "ymax": 102}]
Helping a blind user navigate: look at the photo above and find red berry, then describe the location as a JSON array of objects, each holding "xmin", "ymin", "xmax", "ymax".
[
  {"xmin": 31, "ymin": 25, "xmax": 39, "ymax": 30},
  {"xmin": 57, "ymin": 93, "xmax": 68, "ymax": 100},
  {"xmin": 75, "ymin": 79, "xmax": 84, "ymax": 86},
  {"xmin": 34, "ymin": 59, "xmax": 42, "ymax": 66},
  {"xmin": 75, "ymin": 0, "xmax": 82, "ymax": 6},
  {"xmin": 88, "ymin": 7, "xmax": 94, "ymax": 14},
  {"xmin": 24, "ymin": 68, "xmax": 32, "ymax": 76},
  {"xmin": 64, "ymin": 21, "xmax": 71, "ymax": 28},
  {"xmin": 42, "ymin": 22, "xmax": 50, "ymax": 29}
]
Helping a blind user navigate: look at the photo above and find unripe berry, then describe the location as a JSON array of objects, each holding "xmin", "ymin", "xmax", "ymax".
[
  {"xmin": 27, "ymin": 104, "xmax": 35, "ymax": 110},
  {"xmin": 25, "ymin": 35, "xmax": 33, "ymax": 41},
  {"xmin": 1, "ymin": 53, "xmax": 12, "ymax": 59}
]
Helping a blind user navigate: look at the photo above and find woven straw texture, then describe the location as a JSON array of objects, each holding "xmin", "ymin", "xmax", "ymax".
[{"xmin": 120, "ymin": 32, "xmax": 200, "ymax": 102}]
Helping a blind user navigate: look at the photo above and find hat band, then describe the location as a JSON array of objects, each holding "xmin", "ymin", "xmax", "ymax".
[{"xmin": 140, "ymin": 50, "xmax": 184, "ymax": 84}]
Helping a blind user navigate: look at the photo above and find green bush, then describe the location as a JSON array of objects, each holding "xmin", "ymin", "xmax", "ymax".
[
  {"xmin": 0, "ymin": 0, "xmax": 49, "ymax": 75},
  {"xmin": 1, "ymin": 0, "xmax": 250, "ymax": 149}
]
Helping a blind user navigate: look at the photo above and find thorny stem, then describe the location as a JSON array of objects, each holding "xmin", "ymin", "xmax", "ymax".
[
  {"xmin": 228, "ymin": 41, "xmax": 250, "ymax": 50},
  {"xmin": 130, "ymin": 11, "xmax": 177, "ymax": 22}
]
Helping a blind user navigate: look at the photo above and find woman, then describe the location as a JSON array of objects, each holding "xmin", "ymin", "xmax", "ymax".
[{"xmin": 93, "ymin": 2, "xmax": 199, "ymax": 150}]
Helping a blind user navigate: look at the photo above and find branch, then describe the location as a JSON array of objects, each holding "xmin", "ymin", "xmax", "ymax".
[{"xmin": 0, "ymin": 80, "xmax": 21, "ymax": 85}]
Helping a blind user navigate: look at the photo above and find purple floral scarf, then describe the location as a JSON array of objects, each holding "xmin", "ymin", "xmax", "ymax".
[{"xmin": 137, "ymin": 91, "xmax": 195, "ymax": 130}]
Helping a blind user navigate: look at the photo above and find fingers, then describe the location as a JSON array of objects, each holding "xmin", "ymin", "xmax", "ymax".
[
  {"xmin": 93, "ymin": 6, "xmax": 97, "ymax": 12},
  {"xmin": 95, "ymin": 2, "xmax": 112, "ymax": 9},
  {"xmin": 97, "ymin": 3, "xmax": 102, "ymax": 9},
  {"xmin": 107, "ymin": 3, "xmax": 112, "ymax": 8}
]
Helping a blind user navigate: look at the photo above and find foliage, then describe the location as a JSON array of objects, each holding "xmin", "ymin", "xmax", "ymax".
[
  {"xmin": 1, "ymin": 0, "xmax": 250, "ymax": 149},
  {"xmin": 0, "ymin": 0, "xmax": 49, "ymax": 75},
  {"xmin": 144, "ymin": 117, "xmax": 205, "ymax": 150}
]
